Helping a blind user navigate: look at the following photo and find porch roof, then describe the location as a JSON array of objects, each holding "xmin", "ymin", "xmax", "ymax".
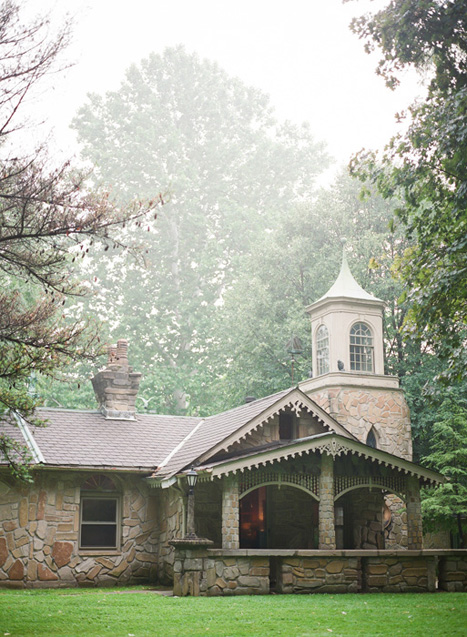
[
  {"xmin": 153, "ymin": 387, "xmax": 356, "ymax": 480},
  {"xmin": 191, "ymin": 432, "xmax": 444, "ymax": 486}
]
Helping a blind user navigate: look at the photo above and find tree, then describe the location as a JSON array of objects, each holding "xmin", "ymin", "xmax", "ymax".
[
  {"xmin": 348, "ymin": 0, "xmax": 467, "ymax": 384},
  {"xmin": 71, "ymin": 46, "xmax": 328, "ymax": 414},
  {"xmin": 0, "ymin": 1, "xmax": 159, "ymax": 479},
  {"xmin": 206, "ymin": 171, "xmax": 419, "ymax": 413},
  {"xmin": 421, "ymin": 395, "xmax": 467, "ymax": 547}
]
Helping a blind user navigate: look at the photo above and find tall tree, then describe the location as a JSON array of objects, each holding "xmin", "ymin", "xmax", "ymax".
[
  {"xmin": 0, "ymin": 1, "xmax": 159, "ymax": 479},
  {"xmin": 71, "ymin": 46, "xmax": 328, "ymax": 414},
  {"xmin": 348, "ymin": 0, "xmax": 467, "ymax": 384},
  {"xmin": 421, "ymin": 394, "xmax": 467, "ymax": 547},
  {"xmin": 206, "ymin": 172, "xmax": 419, "ymax": 413}
]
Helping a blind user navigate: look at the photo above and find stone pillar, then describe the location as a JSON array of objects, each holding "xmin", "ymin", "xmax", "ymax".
[
  {"xmin": 406, "ymin": 476, "xmax": 423, "ymax": 549},
  {"xmin": 319, "ymin": 453, "xmax": 336, "ymax": 549},
  {"xmin": 221, "ymin": 477, "xmax": 239, "ymax": 549}
]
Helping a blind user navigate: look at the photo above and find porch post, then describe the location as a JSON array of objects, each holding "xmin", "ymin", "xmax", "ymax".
[
  {"xmin": 222, "ymin": 476, "xmax": 240, "ymax": 549},
  {"xmin": 406, "ymin": 476, "xmax": 423, "ymax": 549},
  {"xmin": 319, "ymin": 453, "xmax": 336, "ymax": 549}
]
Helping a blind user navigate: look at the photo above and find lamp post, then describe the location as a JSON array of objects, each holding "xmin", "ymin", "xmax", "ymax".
[{"xmin": 185, "ymin": 467, "xmax": 198, "ymax": 539}]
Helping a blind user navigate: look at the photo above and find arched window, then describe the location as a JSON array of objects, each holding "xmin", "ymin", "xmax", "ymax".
[
  {"xmin": 366, "ymin": 427, "xmax": 377, "ymax": 449},
  {"xmin": 350, "ymin": 322, "xmax": 373, "ymax": 372},
  {"xmin": 316, "ymin": 325, "xmax": 329, "ymax": 376},
  {"xmin": 80, "ymin": 474, "xmax": 119, "ymax": 550}
]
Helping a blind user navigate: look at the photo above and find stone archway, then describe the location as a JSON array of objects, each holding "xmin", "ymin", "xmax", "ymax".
[
  {"xmin": 334, "ymin": 487, "xmax": 386, "ymax": 549},
  {"xmin": 239, "ymin": 485, "xmax": 318, "ymax": 549}
]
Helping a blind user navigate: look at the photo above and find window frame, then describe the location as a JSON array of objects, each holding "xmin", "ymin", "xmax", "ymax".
[
  {"xmin": 349, "ymin": 321, "xmax": 374, "ymax": 373},
  {"xmin": 79, "ymin": 492, "xmax": 121, "ymax": 551},
  {"xmin": 316, "ymin": 324, "xmax": 330, "ymax": 376}
]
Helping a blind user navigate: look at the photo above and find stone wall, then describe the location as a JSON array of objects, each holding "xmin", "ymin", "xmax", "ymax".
[
  {"xmin": 173, "ymin": 548, "xmax": 269, "ymax": 596},
  {"xmin": 171, "ymin": 548, "xmax": 467, "ymax": 596},
  {"xmin": 350, "ymin": 490, "xmax": 384, "ymax": 549},
  {"xmin": 308, "ymin": 386, "xmax": 412, "ymax": 460},
  {"xmin": 0, "ymin": 471, "xmax": 158, "ymax": 588},
  {"xmin": 384, "ymin": 494, "xmax": 408, "ymax": 549},
  {"xmin": 278, "ymin": 555, "xmax": 360, "ymax": 593},
  {"xmin": 438, "ymin": 554, "xmax": 467, "ymax": 591},
  {"xmin": 154, "ymin": 486, "xmax": 184, "ymax": 584},
  {"xmin": 363, "ymin": 556, "xmax": 436, "ymax": 592}
]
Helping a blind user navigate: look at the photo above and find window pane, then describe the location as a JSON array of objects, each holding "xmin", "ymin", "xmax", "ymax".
[
  {"xmin": 316, "ymin": 325, "xmax": 329, "ymax": 376},
  {"xmin": 350, "ymin": 323, "xmax": 373, "ymax": 372},
  {"xmin": 81, "ymin": 524, "xmax": 117, "ymax": 548},
  {"xmin": 82, "ymin": 498, "xmax": 116, "ymax": 522}
]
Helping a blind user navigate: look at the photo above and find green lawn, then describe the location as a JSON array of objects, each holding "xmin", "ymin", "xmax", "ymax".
[{"xmin": 0, "ymin": 588, "xmax": 466, "ymax": 636}]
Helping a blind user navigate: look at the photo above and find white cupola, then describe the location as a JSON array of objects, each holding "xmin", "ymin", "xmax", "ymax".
[{"xmin": 306, "ymin": 242, "xmax": 385, "ymax": 378}]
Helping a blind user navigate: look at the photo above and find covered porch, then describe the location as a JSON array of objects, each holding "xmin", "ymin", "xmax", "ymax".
[{"xmin": 193, "ymin": 433, "xmax": 436, "ymax": 553}]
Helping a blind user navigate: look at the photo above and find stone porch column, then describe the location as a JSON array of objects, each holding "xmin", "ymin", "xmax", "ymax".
[
  {"xmin": 319, "ymin": 453, "xmax": 336, "ymax": 549},
  {"xmin": 222, "ymin": 476, "xmax": 239, "ymax": 549},
  {"xmin": 406, "ymin": 476, "xmax": 423, "ymax": 549}
]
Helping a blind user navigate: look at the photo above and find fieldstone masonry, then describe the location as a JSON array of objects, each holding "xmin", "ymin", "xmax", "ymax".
[
  {"xmin": 171, "ymin": 548, "xmax": 467, "ymax": 595},
  {"xmin": 0, "ymin": 473, "xmax": 158, "ymax": 588},
  {"xmin": 91, "ymin": 339, "xmax": 142, "ymax": 420},
  {"xmin": 309, "ymin": 386, "xmax": 412, "ymax": 460},
  {"xmin": 319, "ymin": 454, "xmax": 335, "ymax": 549},
  {"xmin": 222, "ymin": 478, "xmax": 239, "ymax": 549}
]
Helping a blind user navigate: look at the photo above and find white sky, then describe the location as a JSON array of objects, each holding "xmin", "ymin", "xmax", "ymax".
[{"xmin": 26, "ymin": 0, "xmax": 423, "ymax": 173}]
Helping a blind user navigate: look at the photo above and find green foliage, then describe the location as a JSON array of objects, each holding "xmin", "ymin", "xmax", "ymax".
[
  {"xmin": 421, "ymin": 395, "xmax": 467, "ymax": 545},
  {"xmin": 69, "ymin": 46, "xmax": 328, "ymax": 414},
  {"xmin": 349, "ymin": 0, "xmax": 467, "ymax": 385},
  {"xmin": 0, "ymin": 1, "xmax": 159, "ymax": 479},
  {"xmin": 207, "ymin": 172, "xmax": 415, "ymax": 412}
]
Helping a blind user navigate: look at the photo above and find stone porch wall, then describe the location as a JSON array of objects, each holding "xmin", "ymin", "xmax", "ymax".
[
  {"xmin": 0, "ymin": 472, "xmax": 158, "ymax": 588},
  {"xmin": 171, "ymin": 548, "xmax": 467, "ymax": 596}
]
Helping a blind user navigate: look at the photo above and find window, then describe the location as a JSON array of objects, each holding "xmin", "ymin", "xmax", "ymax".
[
  {"xmin": 316, "ymin": 325, "xmax": 329, "ymax": 376},
  {"xmin": 366, "ymin": 427, "xmax": 377, "ymax": 449},
  {"xmin": 279, "ymin": 412, "xmax": 294, "ymax": 440},
  {"xmin": 350, "ymin": 322, "xmax": 373, "ymax": 372},
  {"xmin": 80, "ymin": 474, "xmax": 119, "ymax": 550}
]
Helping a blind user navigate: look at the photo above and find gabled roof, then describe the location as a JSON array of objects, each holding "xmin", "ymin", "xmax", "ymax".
[
  {"xmin": 192, "ymin": 432, "xmax": 444, "ymax": 486},
  {"xmin": 152, "ymin": 387, "xmax": 357, "ymax": 481}
]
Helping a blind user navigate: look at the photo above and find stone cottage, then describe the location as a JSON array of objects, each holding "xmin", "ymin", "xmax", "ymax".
[{"xmin": 1, "ymin": 252, "xmax": 465, "ymax": 594}]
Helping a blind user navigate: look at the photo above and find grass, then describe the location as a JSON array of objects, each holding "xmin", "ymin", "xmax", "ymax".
[{"xmin": 0, "ymin": 588, "xmax": 466, "ymax": 636}]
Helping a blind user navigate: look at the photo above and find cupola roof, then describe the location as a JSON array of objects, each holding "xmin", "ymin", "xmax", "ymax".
[{"xmin": 317, "ymin": 241, "xmax": 383, "ymax": 304}]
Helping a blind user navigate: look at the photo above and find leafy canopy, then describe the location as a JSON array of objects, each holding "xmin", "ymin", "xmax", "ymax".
[
  {"xmin": 70, "ymin": 46, "xmax": 328, "ymax": 414},
  {"xmin": 349, "ymin": 0, "xmax": 467, "ymax": 384},
  {"xmin": 0, "ymin": 1, "xmax": 159, "ymax": 479}
]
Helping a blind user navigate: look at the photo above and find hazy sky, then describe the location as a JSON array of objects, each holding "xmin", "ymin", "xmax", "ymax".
[{"xmin": 29, "ymin": 0, "xmax": 423, "ymax": 172}]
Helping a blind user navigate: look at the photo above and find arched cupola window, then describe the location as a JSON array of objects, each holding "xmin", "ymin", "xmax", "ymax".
[
  {"xmin": 350, "ymin": 322, "xmax": 374, "ymax": 372},
  {"xmin": 316, "ymin": 325, "xmax": 329, "ymax": 376},
  {"xmin": 366, "ymin": 427, "xmax": 377, "ymax": 449}
]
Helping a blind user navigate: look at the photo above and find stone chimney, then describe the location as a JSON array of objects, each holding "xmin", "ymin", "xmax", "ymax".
[{"xmin": 91, "ymin": 339, "xmax": 142, "ymax": 420}]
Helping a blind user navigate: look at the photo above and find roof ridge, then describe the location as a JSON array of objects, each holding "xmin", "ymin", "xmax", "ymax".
[
  {"xmin": 157, "ymin": 418, "xmax": 206, "ymax": 470},
  {"xmin": 204, "ymin": 386, "xmax": 294, "ymax": 421}
]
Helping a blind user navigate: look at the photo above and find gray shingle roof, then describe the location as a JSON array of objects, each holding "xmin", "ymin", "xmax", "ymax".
[
  {"xmin": 155, "ymin": 387, "xmax": 298, "ymax": 479},
  {"xmin": 1, "ymin": 409, "xmax": 200, "ymax": 471},
  {"xmin": 0, "ymin": 387, "xmax": 354, "ymax": 477}
]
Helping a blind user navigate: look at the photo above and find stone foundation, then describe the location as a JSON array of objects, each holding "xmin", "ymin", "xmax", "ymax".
[
  {"xmin": 171, "ymin": 548, "xmax": 467, "ymax": 596},
  {"xmin": 438, "ymin": 554, "xmax": 467, "ymax": 592}
]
